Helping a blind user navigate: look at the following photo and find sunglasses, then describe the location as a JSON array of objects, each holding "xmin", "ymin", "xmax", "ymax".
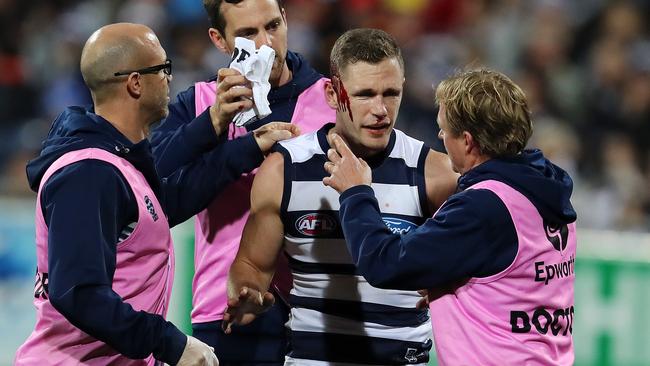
[{"xmin": 114, "ymin": 59, "xmax": 172, "ymax": 77}]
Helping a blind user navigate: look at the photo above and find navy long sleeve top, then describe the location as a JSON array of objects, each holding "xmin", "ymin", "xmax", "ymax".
[
  {"xmin": 338, "ymin": 151, "xmax": 577, "ymax": 291},
  {"xmin": 25, "ymin": 106, "xmax": 264, "ymax": 363}
]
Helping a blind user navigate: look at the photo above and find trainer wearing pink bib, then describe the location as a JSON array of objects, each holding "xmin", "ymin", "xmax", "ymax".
[
  {"xmin": 150, "ymin": 1, "xmax": 333, "ymax": 363},
  {"xmin": 17, "ymin": 148, "xmax": 174, "ymax": 366},
  {"xmin": 16, "ymin": 22, "xmax": 296, "ymax": 366},
  {"xmin": 324, "ymin": 69, "xmax": 577, "ymax": 365}
]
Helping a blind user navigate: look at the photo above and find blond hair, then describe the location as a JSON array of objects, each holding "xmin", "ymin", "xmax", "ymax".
[{"xmin": 435, "ymin": 69, "xmax": 532, "ymax": 157}]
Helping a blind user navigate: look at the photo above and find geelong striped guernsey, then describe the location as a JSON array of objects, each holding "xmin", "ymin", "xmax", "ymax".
[{"xmin": 277, "ymin": 123, "xmax": 433, "ymax": 365}]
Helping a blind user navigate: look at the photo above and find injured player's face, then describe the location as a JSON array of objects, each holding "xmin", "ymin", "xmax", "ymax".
[{"xmin": 330, "ymin": 57, "xmax": 405, "ymax": 158}]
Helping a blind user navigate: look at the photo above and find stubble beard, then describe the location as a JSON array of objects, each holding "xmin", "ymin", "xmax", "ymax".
[{"xmin": 269, "ymin": 55, "xmax": 286, "ymax": 87}]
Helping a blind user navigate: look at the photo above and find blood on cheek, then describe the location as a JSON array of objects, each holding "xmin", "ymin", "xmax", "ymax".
[{"xmin": 334, "ymin": 77, "xmax": 353, "ymax": 122}]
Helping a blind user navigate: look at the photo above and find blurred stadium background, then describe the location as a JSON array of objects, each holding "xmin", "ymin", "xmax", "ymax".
[{"xmin": 0, "ymin": 0, "xmax": 649, "ymax": 365}]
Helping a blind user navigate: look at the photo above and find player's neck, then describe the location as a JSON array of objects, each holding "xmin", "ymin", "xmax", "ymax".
[{"xmin": 327, "ymin": 127, "xmax": 385, "ymax": 160}]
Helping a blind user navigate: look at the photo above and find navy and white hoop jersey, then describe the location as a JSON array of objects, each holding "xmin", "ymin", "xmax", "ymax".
[{"xmin": 276, "ymin": 123, "xmax": 433, "ymax": 365}]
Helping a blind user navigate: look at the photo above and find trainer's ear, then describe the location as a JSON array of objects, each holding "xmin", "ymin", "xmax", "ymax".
[
  {"xmin": 209, "ymin": 28, "xmax": 230, "ymax": 55},
  {"xmin": 463, "ymin": 131, "xmax": 476, "ymax": 154},
  {"xmin": 126, "ymin": 72, "xmax": 142, "ymax": 99}
]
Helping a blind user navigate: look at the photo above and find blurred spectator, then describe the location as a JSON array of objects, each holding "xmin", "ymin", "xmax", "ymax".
[{"xmin": 1, "ymin": 0, "xmax": 649, "ymax": 231}]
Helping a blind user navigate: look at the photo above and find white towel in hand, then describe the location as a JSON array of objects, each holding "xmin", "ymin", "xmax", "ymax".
[{"xmin": 229, "ymin": 37, "xmax": 275, "ymax": 127}]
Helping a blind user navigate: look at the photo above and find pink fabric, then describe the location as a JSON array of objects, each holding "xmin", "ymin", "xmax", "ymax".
[
  {"xmin": 191, "ymin": 78, "xmax": 333, "ymax": 322},
  {"xmin": 15, "ymin": 148, "xmax": 175, "ymax": 365},
  {"xmin": 429, "ymin": 180, "xmax": 576, "ymax": 366}
]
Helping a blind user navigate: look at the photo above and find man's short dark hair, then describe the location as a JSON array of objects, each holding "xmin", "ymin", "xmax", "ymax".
[
  {"xmin": 329, "ymin": 28, "xmax": 404, "ymax": 78},
  {"xmin": 203, "ymin": 0, "xmax": 284, "ymax": 35}
]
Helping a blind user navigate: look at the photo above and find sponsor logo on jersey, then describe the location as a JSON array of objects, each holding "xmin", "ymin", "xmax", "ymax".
[
  {"xmin": 510, "ymin": 306, "xmax": 574, "ymax": 336},
  {"xmin": 544, "ymin": 220, "xmax": 569, "ymax": 253},
  {"xmin": 534, "ymin": 255, "xmax": 575, "ymax": 285},
  {"xmin": 295, "ymin": 213, "xmax": 337, "ymax": 236},
  {"xmin": 144, "ymin": 195, "xmax": 159, "ymax": 222},
  {"xmin": 383, "ymin": 217, "xmax": 417, "ymax": 235}
]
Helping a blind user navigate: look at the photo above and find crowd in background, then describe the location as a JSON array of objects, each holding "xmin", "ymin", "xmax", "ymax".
[{"xmin": 0, "ymin": 0, "xmax": 649, "ymax": 231}]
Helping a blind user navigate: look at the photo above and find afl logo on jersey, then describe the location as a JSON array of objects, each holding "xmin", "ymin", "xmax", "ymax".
[
  {"xmin": 544, "ymin": 220, "xmax": 568, "ymax": 253},
  {"xmin": 295, "ymin": 213, "xmax": 337, "ymax": 236},
  {"xmin": 383, "ymin": 217, "xmax": 417, "ymax": 235}
]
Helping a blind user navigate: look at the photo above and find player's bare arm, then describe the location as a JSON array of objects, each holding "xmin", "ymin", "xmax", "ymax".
[
  {"xmin": 224, "ymin": 152, "xmax": 286, "ymax": 333},
  {"xmin": 424, "ymin": 150, "xmax": 459, "ymax": 213}
]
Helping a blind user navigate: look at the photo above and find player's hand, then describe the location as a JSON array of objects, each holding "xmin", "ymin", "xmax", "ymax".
[
  {"xmin": 222, "ymin": 286, "xmax": 275, "ymax": 334},
  {"xmin": 323, "ymin": 133, "xmax": 372, "ymax": 193},
  {"xmin": 416, "ymin": 289, "xmax": 430, "ymax": 310},
  {"xmin": 209, "ymin": 68, "xmax": 253, "ymax": 136},
  {"xmin": 176, "ymin": 335, "xmax": 219, "ymax": 366},
  {"xmin": 253, "ymin": 122, "xmax": 301, "ymax": 154}
]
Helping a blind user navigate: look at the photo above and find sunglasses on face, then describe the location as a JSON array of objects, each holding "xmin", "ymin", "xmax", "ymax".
[{"xmin": 114, "ymin": 59, "xmax": 172, "ymax": 77}]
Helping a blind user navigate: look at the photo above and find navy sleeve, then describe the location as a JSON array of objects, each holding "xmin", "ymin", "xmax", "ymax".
[
  {"xmin": 162, "ymin": 132, "xmax": 263, "ymax": 227},
  {"xmin": 42, "ymin": 160, "xmax": 186, "ymax": 364},
  {"xmin": 338, "ymin": 185, "xmax": 518, "ymax": 290},
  {"xmin": 150, "ymin": 86, "xmax": 265, "ymax": 227},
  {"xmin": 151, "ymin": 88, "xmax": 224, "ymax": 178}
]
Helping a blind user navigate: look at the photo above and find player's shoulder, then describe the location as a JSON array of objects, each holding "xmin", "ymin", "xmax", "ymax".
[
  {"xmin": 253, "ymin": 152, "xmax": 285, "ymax": 204},
  {"xmin": 278, "ymin": 129, "xmax": 319, "ymax": 147},
  {"xmin": 389, "ymin": 128, "xmax": 427, "ymax": 167},
  {"xmin": 277, "ymin": 129, "xmax": 322, "ymax": 164},
  {"xmin": 393, "ymin": 128, "xmax": 424, "ymax": 145}
]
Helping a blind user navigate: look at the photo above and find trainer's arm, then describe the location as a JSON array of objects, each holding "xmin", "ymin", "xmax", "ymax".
[
  {"xmin": 325, "ymin": 134, "xmax": 516, "ymax": 291},
  {"xmin": 224, "ymin": 152, "xmax": 286, "ymax": 329},
  {"xmin": 161, "ymin": 122, "xmax": 299, "ymax": 227},
  {"xmin": 152, "ymin": 69, "xmax": 255, "ymax": 177},
  {"xmin": 151, "ymin": 85, "xmax": 265, "ymax": 194},
  {"xmin": 338, "ymin": 186, "xmax": 518, "ymax": 290},
  {"xmin": 150, "ymin": 86, "xmax": 227, "ymax": 177},
  {"xmin": 43, "ymin": 162, "xmax": 186, "ymax": 364}
]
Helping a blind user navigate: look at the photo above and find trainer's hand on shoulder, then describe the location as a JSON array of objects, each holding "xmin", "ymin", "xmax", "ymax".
[
  {"xmin": 253, "ymin": 122, "xmax": 301, "ymax": 154},
  {"xmin": 209, "ymin": 68, "xmax": 253, "ymax": 136},
  {"xmin": 176, "ymin": 335, "xmax": 219, "ymax": 366}
]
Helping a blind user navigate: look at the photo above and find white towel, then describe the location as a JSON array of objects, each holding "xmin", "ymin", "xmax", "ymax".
[{"xmin": 229, "ymin": 37, "xmax": 275, "ymax": 127}]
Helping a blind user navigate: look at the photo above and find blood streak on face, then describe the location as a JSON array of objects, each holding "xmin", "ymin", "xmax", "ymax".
[{"xmin": 333, "ymin": 75, "xmax": 353, "ymax": 122}]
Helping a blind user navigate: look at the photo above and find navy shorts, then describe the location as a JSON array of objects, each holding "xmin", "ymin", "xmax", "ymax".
[{"xmin": 192, "ymin": 299, "xmax": 290, "ymax": 365}]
